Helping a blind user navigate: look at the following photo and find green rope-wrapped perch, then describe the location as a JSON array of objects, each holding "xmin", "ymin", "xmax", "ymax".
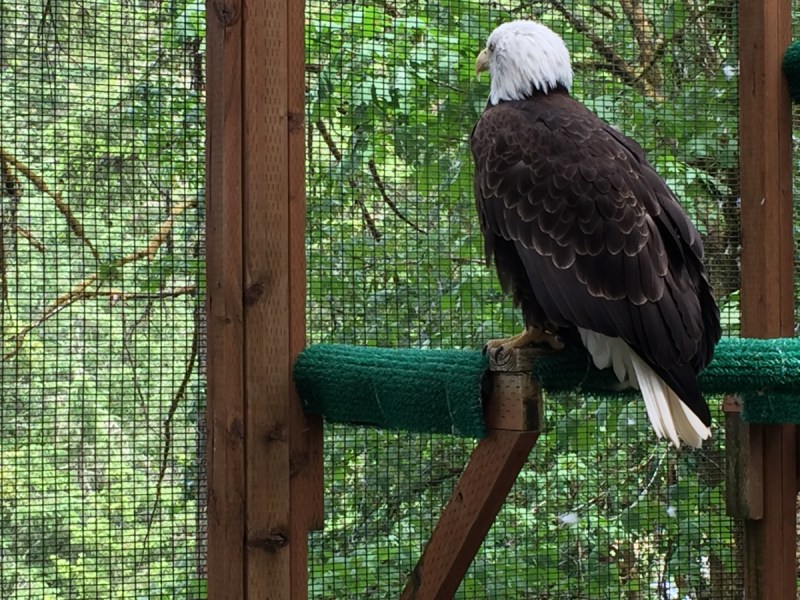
[
  {"xmin": 783, "ymin": 40, "xmax": 800, "ymax": 103},
  {"xmin": 293, "ymin": 338, "xmax": 800, "ymax": 439},
  {"xmin": 293, "ymin": 346, "xmax": 490, "ymax": 438}
]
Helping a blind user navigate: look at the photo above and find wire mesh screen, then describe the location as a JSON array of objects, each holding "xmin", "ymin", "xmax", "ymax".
[
  {"xmin": 306, "ymin": 0, "xmax": 742, "ymax": 598},
  {"xmin": 1, "ymin": 1, "xmax": 206, "ymax": 597}
]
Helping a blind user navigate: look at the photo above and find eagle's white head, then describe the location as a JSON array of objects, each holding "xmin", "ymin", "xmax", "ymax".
[{"xmin": 475, "ymin": 21, "xmax": 573, "ymax": 105}]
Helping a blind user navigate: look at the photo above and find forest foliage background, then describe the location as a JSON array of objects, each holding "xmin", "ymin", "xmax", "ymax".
[{"xmin": 0, "ymin": 0, "xmax": 777, "ymax": 597}]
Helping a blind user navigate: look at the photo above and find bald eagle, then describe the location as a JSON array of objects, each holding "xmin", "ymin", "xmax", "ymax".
[{"xmin": 471, "ymin": 21, "xmax": 721, "ymax": 448}]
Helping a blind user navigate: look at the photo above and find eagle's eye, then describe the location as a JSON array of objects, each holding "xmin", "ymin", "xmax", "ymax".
[{"xmin": 488, "ymin": 43, "xmax": 495, "ymax": 52}]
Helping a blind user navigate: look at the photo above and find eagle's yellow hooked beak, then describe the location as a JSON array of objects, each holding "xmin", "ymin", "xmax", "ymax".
[{"xmin": 475, "ymin": 48, "xmax": 491, "ymax": 80}]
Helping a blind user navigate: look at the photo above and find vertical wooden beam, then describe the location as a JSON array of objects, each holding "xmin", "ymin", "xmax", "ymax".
[
  {"xmin": 205, "ymin": 0, "xmax": 245, "ymax": 597},
  {"xmin": 738, "ymin": 0, "xmax": 795, "ymax": 595},
  {"xmin": 739, "ymin": 0, "xmax": 794, "ymax": 332},
  {"xmin": 287, "ymin": 0, "xmax": 324, "ymax": 597},
  {"xmin": 243, "ymin": 0, "xmax": 292, "ymax": 596},
  {"xmin": 723, "ymin": 397, "xmax": 762, "ymax": 520},
  {"xmin": 208, "ymin": 0, "xmax": 313, "ymax": 596}
]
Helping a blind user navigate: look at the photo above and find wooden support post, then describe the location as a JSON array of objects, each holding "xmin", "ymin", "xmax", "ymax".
[
  {"xmin": 738, "ymin": 0, "xmax": 795, "ymax": 595},
  {"xmin": 287, "ymin": 0, "xmax": 325, "ymax": 598},
  {"xmin": 723, "ymin": 396, "xmax": 762, "ymax": 520},
  {"xmin": 206, "ymin": 0, "xmax": 245, "ymax": 596},
  {"xmin": 241, "ymin": 0, "xmax": 294, "ymax": 594},
  {"xmin": 207, "ymin": 0, "xmax": 318, "ymax": 597},
  {"xmin": 399, "ymin": 349, "xmax": 543, "ymax": 599}
]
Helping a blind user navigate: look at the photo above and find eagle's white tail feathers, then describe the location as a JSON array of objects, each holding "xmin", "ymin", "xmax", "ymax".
[
  {"xmin": 674, "ymin": 393, "xmax": 711, "ymax": 447},
  {"xmin": 630, "ymin": 354, "xmax": 688, "ymax": 448},
  {"xmin": 578, "ymin": 328, "xmax": 710, "ymax": 448},
  {"xmin": 579, "ymin": 329, "xmax": 637, "ymax": 387}
]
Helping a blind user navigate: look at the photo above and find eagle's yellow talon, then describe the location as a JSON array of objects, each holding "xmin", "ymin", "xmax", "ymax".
[{"xmin": 484, "ymin": 326, "xmax": 563, "ymax": 353}]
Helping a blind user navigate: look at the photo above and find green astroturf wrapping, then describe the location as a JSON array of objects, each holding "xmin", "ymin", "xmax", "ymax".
[
  {"xmin": 293, "ymin": 338, "xmax": 800, "ymax": 438},
  {"xmin": 293, "ymin": 345, "xmax": 490, "ymax": 438},
  {"xmin": 783, "ymin": 40, "xmax": 800, "ymax": 104}
]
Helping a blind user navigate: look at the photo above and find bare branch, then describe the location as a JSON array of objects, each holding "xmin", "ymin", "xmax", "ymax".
[
  {"xmin": 367, "ymin": 160, "xmax": 427, "ymax": 234},
  {"xmin": 2, "ymin": 200, "xmax": 197, "ymax": 360},
  {"xmin": 141, "ymin": 316, "xmax": 199, "ymax": 561},
  {"xmin": 548, "ymin": 0, "xmax": 663, "ymax": 102},
  {"xmin": 617, "ymin": 0, "xmax": 663, "ymax": 90},
  {"xmin": 2, "ymin": 286, "xmax": 196, "ymax": 361},
  {"xmin": 572, "ymin": 60, "xmax": 616, "ymax": 72},
  {"xmin": 0, "ymin": 145, "xmax": 101, "ymax": 260},
  {"xmin": 634, "ymin": 8, "xmax": 713, "ymax": 93},
  {"xmin": 1, "ymin": 153, "xmax": 21, "ymax": 315},
  {"xmin": 138, "ymin": 199, "xmax": 197, "ymax": 262},
  {"xmin": 315, "ymin": 119, "xmax": 343, "ymax": 162},
  {"xmin": 102, "ymin": 286, "xmax": 198, "ymax": 304},
  {"xmin": 315, "ymin": 119, "xmax": 425, "ymax": 235},
  {"xmin": 120, "ymin": 301, "xmax": 160, "ymax": 438},
  {"xmin": 13, "ymin": 226, "xmax": 45, "ymax": 252},
  {"xmin": 315, "ymin": 120, "xmax": 382, "ymax": 239},
  {"xmin": 591, "ymin": 3, "xmax": 618, "ymax": 20},
  {"xmin": 414, "ymin": 72, "xmax": 465, "ymax": 94},
  {"xmin": 687, "ymin": 0, "xmax": 722, "ymax": 73},
  {"xmin": 354, "ymin": 197, "xmax": 382, "ymax": 241}
]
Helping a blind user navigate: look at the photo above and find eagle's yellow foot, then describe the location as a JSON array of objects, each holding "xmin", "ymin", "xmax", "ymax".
[{"xmin": 482, "ymin": 326, "xmax": 565, "ymax": 356}]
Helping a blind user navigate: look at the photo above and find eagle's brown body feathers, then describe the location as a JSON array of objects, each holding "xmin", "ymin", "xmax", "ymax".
[{"xmin": 471, "ymin": 87, "xmax": 721, "ymax": 428}]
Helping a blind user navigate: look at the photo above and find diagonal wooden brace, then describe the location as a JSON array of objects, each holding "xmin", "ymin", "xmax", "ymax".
[{"xmin": 400, "ymin": 348, "xmax": 544, "ymax": 600}]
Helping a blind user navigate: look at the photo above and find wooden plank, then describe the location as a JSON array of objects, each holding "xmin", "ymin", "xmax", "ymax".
[
  {"xmin": 483, "ymin": 372, "xmax": 543, "ymax": 432},
  {"xmin": 205, "ymin": 0, "xmax": 245, "ymax": 597},
  {"xmin": 739, "ymin": 0, "xmax": 794, "ymax": 334},
  {"xmin": 485, "ymin": 349, "xmax": 546, "ymax": 431},
  {"xmin": 399, "ymin": 351, "xmax": 543, "ymax": 598},
  {"xmin": 796, "ymin": 430, "xmax": 800, "ymax": 493},
  {"xmin": 723, "ymin": 397, "xmax": 762, "ymax": 519},
  {"xmin": 737, "ymin": 0, "xmax": 794, "ymax": 595},
  {"xmin": 305, "ymin": 414, "xmax": 324, "ymax": 530},
  {"xmin": 487, "ymin": 347, "xmax": 551, "ymax": 373},
  {"xmin": 399, "ymin": 429, "xmax": 540, "ymax": 600},
  {"xmin": 742, "ymin": 425, "xmax": 796, "ymax": 600},
  {"xmin": 243, "ymin": 0, "xmax": 291, "ymax": 595},
  {"xmin": 286, "ymin": 0, "xmax": 322, "ymax": 596}
]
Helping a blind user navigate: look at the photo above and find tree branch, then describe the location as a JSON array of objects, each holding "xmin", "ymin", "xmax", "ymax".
[
  {"xmin": 548, "ymin": 0, "xmax": 663, "ymax": 102},
  {"xmin": 120, "ymin": 301, "xmax": 160, "ymax": 438},
  {"xmin": 2, "ymin": 200, "xmax": 197, "ymax": 360},
  {"xmin": 315, "ymin": 120, "xmax": 382, "ymax": 240},
  {"xmin": 107, "ymin": 286, "xmax": 197, "ymax": 303},
  {"xmin": 687, "ymin": 0, "xmax": 722, "ymax": 73},
  {"xmin": 349, "ymin": 465, "xmax": 465, "ymax": 541},
  {"xmin": 2, "ymin": 286, "xmax": 196, "ymax": 361},
  {"xmin": 634, "ymin": 7, "xmax": 712, "ymax": 88},
  {"xmin": 315, "ymin": 119, "xmax": 342, "ymax": 162},
  {"xmin": 367, "ymin": 160, "xmax": 426, "ymax": 234},
  {"xmin": 315, "ymin": 119, "xmax": 426, "ymax": 235},
  {"xmin": 140, "ymin": 318, "xmax": 199, "ymax": 566},
  {"xmin": 0, "ymin": 145, "xmax": 100, "ymax": 260},
  {"xmin": 1, "ymin": 153, "xmax": 21, "ymax": 316},
  {"xmin": 354, "ymin": 196, "xmax": 382, "ymax": 241},
  {"xmin": 413, "ymin": 71, "xmax": 465, "ymax": 93},
  {"xmin": 617, "ymin": 0, "xmax": 663, "ymax": 90},
  {"xmin": 13, "ymin": 226, "xmax": 45, "ymax": 252}
]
